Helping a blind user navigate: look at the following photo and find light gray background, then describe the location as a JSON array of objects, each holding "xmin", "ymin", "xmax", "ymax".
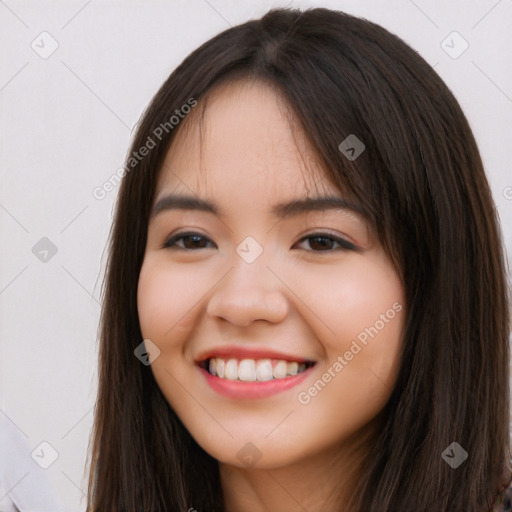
[{"xmin": 1, "ymin": 0, "xmax": 511, "ymax": 510}]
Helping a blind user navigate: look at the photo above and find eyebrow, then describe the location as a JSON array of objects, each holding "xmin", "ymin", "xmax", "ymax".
[{"xmin": 151, "ymin": 193, "xmax": 366, "ymax": 219}]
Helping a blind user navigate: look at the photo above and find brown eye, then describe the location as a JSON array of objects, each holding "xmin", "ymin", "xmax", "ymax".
[
  {"xmin": 294, "ymin": 233, "xmax": 356, "ymax": 252},
  {"xmin": 163, "ymin": 232, "xmax": 216, "ymax": 250}
]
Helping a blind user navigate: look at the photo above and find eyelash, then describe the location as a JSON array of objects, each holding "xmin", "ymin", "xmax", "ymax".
[{"xmin": 162, "ymin": 231, "xmax": 357, "ymax": 252}]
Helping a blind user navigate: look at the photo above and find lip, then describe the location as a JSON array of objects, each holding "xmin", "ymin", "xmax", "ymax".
[
  {"xmin": 198, "ymin": 364, "xmax": 315, "ymax": 399},
  {"xmin": 194, "ymin": 346, "xmax": 314, "ymax": 364}
]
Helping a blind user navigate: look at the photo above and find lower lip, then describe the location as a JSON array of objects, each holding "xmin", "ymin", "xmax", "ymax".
[{"xmin": 198, "ymin": 365, "xmax": 314, "ymax": 399}]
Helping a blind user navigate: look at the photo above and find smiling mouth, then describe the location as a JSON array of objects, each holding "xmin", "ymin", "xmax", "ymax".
[{"xmin": 198, "ymin": 357, "xmax": 316, "ymax": 382}]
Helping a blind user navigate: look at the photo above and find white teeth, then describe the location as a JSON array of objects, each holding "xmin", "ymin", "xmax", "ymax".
[
  {"xmin": 225, "ymin": 359, "xmax": 238, "ymax": 380},
  {"xmin": 216, "ymin": 358, "xmax": 225, "ymax": 378},
  {"xmin": 205, "ymin": 357, "xmax": 312, "ymax": 381},
  {"xmin": 238, "ymin": 359, "xmax": 256, "ymax": 381},
  {"xmin": 209, "ymin": 358, "xmax": 216, "ymax": 376},
  {"xmin": 287, "ymin": 362, "xmax": 299, "ymax": 375},
  {"xmin": 256, "ymin": 359, "xmax": 273, "ymax": 381},
  {"xmin": 273, "ymin": 360, "xmax": 287, "ymax": 379}
]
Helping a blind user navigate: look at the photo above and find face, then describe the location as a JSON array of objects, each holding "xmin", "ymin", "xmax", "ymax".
[{"xmin": 137, "ymin": 80, "xmax": 405, "ymax": 471}]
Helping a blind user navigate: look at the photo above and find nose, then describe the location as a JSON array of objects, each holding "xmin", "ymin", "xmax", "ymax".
[{"xmin": 206, "ymin": 256, "xmax": 289, "ymax": 327}]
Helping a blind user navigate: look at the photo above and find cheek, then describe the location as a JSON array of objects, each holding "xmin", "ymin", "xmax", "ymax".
[
  {"xmin": 137, "ymin": 257, "xmax": 205, "ymax": 343},
  {"xmin": 137, "ymin": 258, "xmax": 207, "ymax": 410},
  {"xmin": 287, "ymin": 254, "xmax": 405, "ymax": 377},
  {"xmin": 305, "ymin": 256, "xmax": 403, "ymax": 337},
  {"xmin": 288, "ymin": 259, "xmax": 404, "ymax": 441}
]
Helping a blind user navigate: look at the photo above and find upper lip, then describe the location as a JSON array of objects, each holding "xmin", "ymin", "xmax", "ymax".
[{"xmin": 195, "ymin": 346, "xmax": 315, "ymax": 364}]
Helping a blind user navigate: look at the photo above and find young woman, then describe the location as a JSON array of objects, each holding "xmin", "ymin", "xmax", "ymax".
[{"xmin": 86, "ymin": 7, "xmax": 511, "ymax": 511}]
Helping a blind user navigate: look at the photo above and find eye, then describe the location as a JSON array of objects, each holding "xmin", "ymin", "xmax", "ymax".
[
  {"xmin": 293, "ymin": 232, "xmax": 357, "ymax": 252},
  {"xmin": 162, "ymin": 231, "xmax": 357, "ymax": 252},
  {"xmin": 162, "ymin": 231, "xmax": 217, "ymax": 250}
]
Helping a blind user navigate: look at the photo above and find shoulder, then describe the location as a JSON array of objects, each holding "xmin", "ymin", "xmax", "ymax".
[{"xmin": 493, "ymin": 481, "xmax": 512, "ymax": 512}]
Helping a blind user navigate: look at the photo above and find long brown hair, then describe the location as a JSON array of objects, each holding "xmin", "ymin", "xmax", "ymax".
[{"xmin": 86, "ymin": 7, "xmax": 511, "ymax": 511}]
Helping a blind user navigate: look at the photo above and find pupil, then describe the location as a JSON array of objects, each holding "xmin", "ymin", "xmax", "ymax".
[
  {"xmin": 185, "ymin": 235, "xmax": 205, "ymax": 248},
  {"xmin": 311, "ymin": 236, "xmax": 332, "ymax": 250}
]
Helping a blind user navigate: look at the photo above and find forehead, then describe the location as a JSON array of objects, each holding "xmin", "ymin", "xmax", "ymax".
[{"xmin": 155, "ymin": 79, "xmax": 339, "ymax": 200}]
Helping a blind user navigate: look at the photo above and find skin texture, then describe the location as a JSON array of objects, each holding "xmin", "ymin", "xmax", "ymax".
[{"xmin": 137, "ymin": 80, "xmax": 406, "ymax": 512}]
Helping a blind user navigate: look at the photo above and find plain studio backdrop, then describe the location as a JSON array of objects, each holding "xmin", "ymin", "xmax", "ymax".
[{"xmin": 1, "ymin": 0, "xmax": 511, "ymax": 510}]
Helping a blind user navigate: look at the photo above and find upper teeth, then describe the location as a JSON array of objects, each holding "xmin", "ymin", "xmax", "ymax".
[{"xmin": 208, "ymin": 358, "xmax": 308, "ymax": 381}]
